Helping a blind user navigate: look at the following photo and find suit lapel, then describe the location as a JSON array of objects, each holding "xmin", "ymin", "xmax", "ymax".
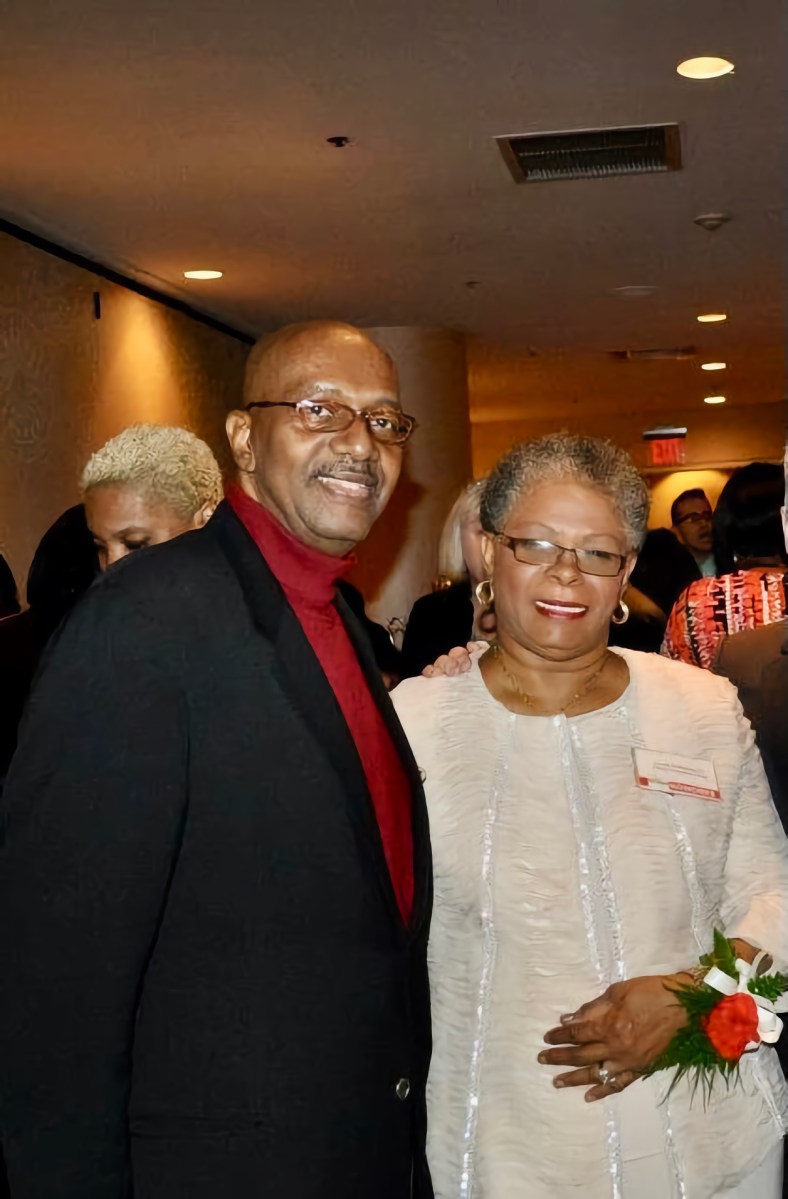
[
  {"xmin": 210, "ymin": 504, "xmax": 411, "ymax": 937},
  {"xmin": 336, "ymin": 591, "xmax": 431, "ymax": 942}
]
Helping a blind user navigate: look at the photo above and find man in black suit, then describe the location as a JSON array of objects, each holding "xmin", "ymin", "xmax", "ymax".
[{"xmin": 0, "ymin": 321, "xmax": 433, "ymax": 1199}]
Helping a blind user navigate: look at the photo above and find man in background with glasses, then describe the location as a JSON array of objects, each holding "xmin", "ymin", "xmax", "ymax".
[
  {"xmin": 0, "ymin": 321, "xmax": 433, "ymax": 1199},
  {"xmin": 671, "ymin": 488, "xmax": 717, "ymax": 577}
]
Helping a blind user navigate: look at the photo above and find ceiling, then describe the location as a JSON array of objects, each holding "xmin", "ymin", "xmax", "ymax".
[{"xmin": 1, "ymin": 0, "xmax": 785, "ymax": 422}]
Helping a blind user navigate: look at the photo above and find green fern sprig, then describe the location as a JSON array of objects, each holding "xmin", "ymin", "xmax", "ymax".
[
  {"xmin": 699, "ymin": 928, "xmax": 739, "ymax": 979},
  {"xmin": 748, "ymin": 973, "xmax": 788, "ymax": 1002}
]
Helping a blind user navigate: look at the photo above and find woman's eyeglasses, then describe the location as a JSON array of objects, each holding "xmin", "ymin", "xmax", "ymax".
[
  {"xmin": 245, "ymin": 398, "xmax": 416, "ymax": 445},
  {"xmin": 493, "ymin": 532, "xmax": 627, "ymax": 578}
]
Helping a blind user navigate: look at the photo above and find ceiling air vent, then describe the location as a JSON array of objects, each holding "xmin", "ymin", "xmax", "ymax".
[
  {"xmin": 609, "ymin": 346, "xmax": 696, "ymax": 362},
  {"xmin": 498, "ymin": 123, "xmax": 682, "ymax": 184}
]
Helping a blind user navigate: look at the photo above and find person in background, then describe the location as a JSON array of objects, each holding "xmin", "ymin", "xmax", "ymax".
[
  {"xmin": 0, "ymin": 320, "xmax": 433, "ymax": 1199},
  {"xmin": 81, "ymin": 423, "xmax": 223, "ymax": 569},
  {"xmin": 0, "ymin": 555, "xmax": 20, "ymax": 619},
  {"xmin": 393, "ymin": 433, "xmax": 787, "ymax": 1198},
  {"xmin": 0, "ymin": 506, "xmax": 99, "ymax": 784},
  {"xmin": 671, "ymin": 487, "xmax": 716, "ymax": 577},
  {"xmin": 0, "ymin": 506, "xmax": 98, "ymax": 1197},
  {"xmin": 715, "ymin": 451, "xmax": 788, "ymax": 1199},
  {"xmin": 715, "ymin": 451, "xmax": 788, "ymax": 828},
  {"xmin": 663, "ymin": 463, "xmax": 788, "ymax": 668},
  {"xmin": 400, "ymin": 480, "xmax": 491, "ymax": 677},
  {"xmin": 608, "ymin": 527, "xmax": 699, "ymax": 653},
  {"xmin": 0, "ymin": 427, "xmax": 222, "ymax": 782}
]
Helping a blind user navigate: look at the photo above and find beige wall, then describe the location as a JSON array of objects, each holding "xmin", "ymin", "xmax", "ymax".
[
  {"xmin": 472, "ymin": 404, "xmax": 784, "ymax": 488},
  {"xmin": 0, "ymin": 232, "xmax": 249, "ymax": 586},
  {"xmin": 351, "ymin": 327, "xmax": 472, "ymax": 626}
]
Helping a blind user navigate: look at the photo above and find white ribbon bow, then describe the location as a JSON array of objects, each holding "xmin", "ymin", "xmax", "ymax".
[{"xmin": 703, "ymin": 951, "xmax": 788, "ymax": 1051}]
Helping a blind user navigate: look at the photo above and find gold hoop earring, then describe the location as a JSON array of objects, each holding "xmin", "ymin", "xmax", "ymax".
[
  {"xmin": 612, "ymin": 600, "xmax": 629, "ymax": 625},
  {"xmin": 475, "ymin": 579, "xmax": 494, "ymax": 607}
]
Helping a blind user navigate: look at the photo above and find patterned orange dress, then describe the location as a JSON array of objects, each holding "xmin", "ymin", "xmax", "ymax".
[{"xmin": 661, "ymin": 568, "xmax": 788, "ymax": 669}]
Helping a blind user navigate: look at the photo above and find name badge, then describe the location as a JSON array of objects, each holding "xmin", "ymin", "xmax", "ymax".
[{"xmin": 633, "ymin": 748, "xmax": 721, "ymax": 801}]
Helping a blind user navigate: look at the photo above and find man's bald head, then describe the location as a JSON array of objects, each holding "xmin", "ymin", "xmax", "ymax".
[
  {"xmin": 242, "ymin": 321, "xmax": 397, "ymax": 408},
  {"xmin": 226, "ymin": 320, "xmax": 406, "ymax": 556}
]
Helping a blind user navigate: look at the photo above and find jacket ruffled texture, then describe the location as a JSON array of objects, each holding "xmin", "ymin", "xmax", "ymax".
[{"xmin": 393, "ymin": 649, "xmax": 788, "ymax": 1199}]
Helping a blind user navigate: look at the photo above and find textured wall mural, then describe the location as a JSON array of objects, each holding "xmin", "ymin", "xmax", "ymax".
[{"xmin": 0, "ymin": 233, "xmax": 249, "ymax": 588}]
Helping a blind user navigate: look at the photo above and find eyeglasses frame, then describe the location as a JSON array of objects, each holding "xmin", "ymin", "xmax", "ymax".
[
  {"xmin": 492, "ymin": 531, "xmax": 628, "ymax": 578},
  {"xmin": 674, "ymin": 511, "xmax": 712, "ymax": 526},
  {"xmin": 244, "ymin": 399, "xmax": 417, "ymax": 445}
]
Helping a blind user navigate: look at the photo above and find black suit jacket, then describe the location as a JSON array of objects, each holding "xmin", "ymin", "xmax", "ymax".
[{"xmin": 0, "ymin": 503, "xmax": 433, "ymax": 1199}]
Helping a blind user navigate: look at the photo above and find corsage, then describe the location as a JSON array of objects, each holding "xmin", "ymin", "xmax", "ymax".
[{"xmin": 646, "ymin": 930, "xmax": 788, "ymax": 1098}]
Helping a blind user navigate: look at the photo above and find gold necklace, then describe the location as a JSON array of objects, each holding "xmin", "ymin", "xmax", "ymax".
[{"xmin": 490, "ymin": 643, "xmax": 611, "ymax": 716}]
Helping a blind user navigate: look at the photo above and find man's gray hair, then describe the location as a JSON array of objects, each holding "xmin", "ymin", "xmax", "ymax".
[
  {"xmin": 481, "ymin": 433, "xmax": 649, "ymax": 552},
  {"xmin": 81, "ymin": 424, "xmax": 224, "ymax": 519}
]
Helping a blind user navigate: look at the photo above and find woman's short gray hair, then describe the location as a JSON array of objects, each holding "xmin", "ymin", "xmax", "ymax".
[
  {"xmin": 81, "ymin": 424, "xmax": 224, "ymax": 519},
  {"xmin": 481, "ymin": 434, "xmax": 649, "ymax": 552}
]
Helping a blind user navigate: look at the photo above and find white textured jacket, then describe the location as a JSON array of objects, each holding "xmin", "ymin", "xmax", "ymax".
[{"xmin": 393, "ymin": 649, "xmax": 788, "ymax": 1199}]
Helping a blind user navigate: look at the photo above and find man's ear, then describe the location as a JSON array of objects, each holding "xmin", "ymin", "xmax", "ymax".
[{"xmin": 226, "ymin": 410, "xmax": 255, "ymax": 474}]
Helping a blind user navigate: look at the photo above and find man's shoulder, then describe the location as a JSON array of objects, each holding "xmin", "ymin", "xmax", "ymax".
[
  {"xmin": 716, "ymin": 619, "xmax": 788, "ymax": 686},
  {"xmin": 93, "ymin": 523, "xmax": 228, "ymax": 609},
  {"xmin": 64, "ymin": 519, "xmax": 242, "ymax": 651}
]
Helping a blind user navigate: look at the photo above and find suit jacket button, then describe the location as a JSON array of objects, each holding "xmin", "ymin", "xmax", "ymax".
[{"xmin": 395, "ymin": 1077, "xmax": 411, "ymax": 1101}]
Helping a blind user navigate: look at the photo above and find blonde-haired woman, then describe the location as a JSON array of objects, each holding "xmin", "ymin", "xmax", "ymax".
[
  {"xmin": 81, "ymin": 424, "xmax": 223, "ymax": 570},
  {"xmin": 401, "ymin": 480, "xmax": 491, "ymax": 677}
]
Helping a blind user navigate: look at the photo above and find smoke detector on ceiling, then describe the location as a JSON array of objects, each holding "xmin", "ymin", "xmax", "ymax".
[
  {"xmin": 693, "ymin": 212, "xmax": 731, "ymax": 232},
  {"xmin": 497, "ymin": 123, "xmax": 682, "ymax": 183}
]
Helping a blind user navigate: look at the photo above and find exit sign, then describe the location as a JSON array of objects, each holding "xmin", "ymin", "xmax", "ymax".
[{"xmin": 649, "ymin": 438, "xmax": 686, "ymax": 467}]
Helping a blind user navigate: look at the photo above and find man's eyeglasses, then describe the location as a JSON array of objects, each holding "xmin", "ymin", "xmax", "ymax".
[
  {"xmin": 675, "ymin": 511, "xmax": 712, "ymax": 526},
  {"xmin": 493, "ymin": 532, "xmax": 627, "ymax": 578},
  {"xmin": 245, "ymin": 399, "xmax": 417, "ymax": 446}
]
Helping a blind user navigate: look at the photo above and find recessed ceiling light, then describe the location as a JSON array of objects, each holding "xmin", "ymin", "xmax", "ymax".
[
  {"xmin": 183, "ymin": 269, "xmax": 223, "ymax": 280},
  {"xmin": 697, "ymin": 313, "xmax": 727, "ymax": 323},
  {"xmin": 701, "ymin": 361, "xmax": 727, "ymax": 371},
  {"xmin": 677, "ymin": 56, "xmax": 734, "ymax": 80},
  {"xmin": 704, "ymin": 395, "xmax": 727, "ymax": 405}
]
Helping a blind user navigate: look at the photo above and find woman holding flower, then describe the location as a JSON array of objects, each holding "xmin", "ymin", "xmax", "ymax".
[{"xmin": 394, "ymin": 435, "xmax": 788, "ymax": 1197}]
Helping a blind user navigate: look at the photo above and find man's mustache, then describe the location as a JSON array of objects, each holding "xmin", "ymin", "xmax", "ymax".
[{"xmin": 311, "ymin": 459, "xmax": 382, "ymax": 488}]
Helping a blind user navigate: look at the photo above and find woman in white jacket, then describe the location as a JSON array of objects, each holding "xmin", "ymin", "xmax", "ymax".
[{"xmin": 393, "ymin": 434, "xmax": 788, "ymax": 1199}]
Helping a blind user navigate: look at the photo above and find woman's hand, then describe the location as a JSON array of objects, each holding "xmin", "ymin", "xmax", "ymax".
[
  {"xmin": 538, "ymin": 974, "xmax": 691, "ymax": 1101},
  {"xmin": 422, "ymin": 641, "xmax": 487, "ymax": 678}
]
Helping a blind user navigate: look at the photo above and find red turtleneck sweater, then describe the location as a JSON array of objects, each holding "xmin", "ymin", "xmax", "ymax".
[{"xmin": 227, "ymin": 485, "xmax": 413, "ymax": 925}]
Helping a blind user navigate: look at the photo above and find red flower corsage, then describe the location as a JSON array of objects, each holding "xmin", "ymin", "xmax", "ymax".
[{"xmin": 646, "ymin": 930, "xmax": 788, "ymax": 1099}]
